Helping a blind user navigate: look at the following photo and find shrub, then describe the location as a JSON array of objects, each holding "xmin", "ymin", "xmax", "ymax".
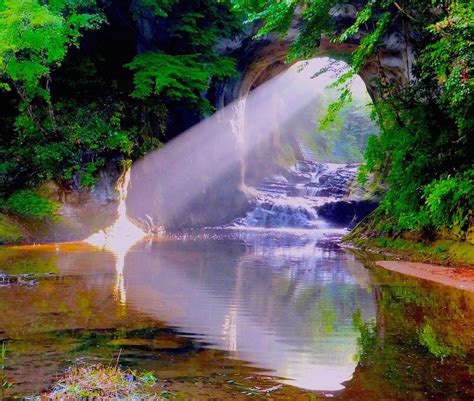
[
  {"xmin": 423, "ymin": 170, "xmax": 474, "ymax": 238},
  {"xmin": 4, "ymin": 191, "xmax": 58, "ymax": 220}
]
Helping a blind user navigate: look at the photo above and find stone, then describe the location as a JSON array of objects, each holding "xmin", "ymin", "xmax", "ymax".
[{"xmin": 317, "ymin": 200, "xmax": 378, "ymax": 228}]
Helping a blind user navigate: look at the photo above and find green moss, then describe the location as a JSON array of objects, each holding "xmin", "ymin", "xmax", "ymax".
[
  {"xmin": 5, "ymin": 191, "xmax": 59, "ymax": 220},
  {"xmin": 347, "ymin": 235, "xmax": 474, "ymax": 267},
  {"xmin": 0, "ymin": 214, "xmax": 24, "ymax": 245}
]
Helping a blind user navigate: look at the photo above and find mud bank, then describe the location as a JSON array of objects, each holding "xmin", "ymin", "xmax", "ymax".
[{"xmin": 376, "ymin": 261, "xmax": 474, "ymax": 292}]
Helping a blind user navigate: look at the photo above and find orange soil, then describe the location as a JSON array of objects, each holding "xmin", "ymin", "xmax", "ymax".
[{"xmin": 376, "ymin": 261, "xmax": 474, "ymax": 292}]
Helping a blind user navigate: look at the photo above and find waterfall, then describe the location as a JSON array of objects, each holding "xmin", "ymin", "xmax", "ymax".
[
  {"xmin": 230, "ymin": 98, "xmax": 247, "ymax": 187},
  {"xmin": 234, "ymin": 161, "xmax": 358, "ymax": 229}
]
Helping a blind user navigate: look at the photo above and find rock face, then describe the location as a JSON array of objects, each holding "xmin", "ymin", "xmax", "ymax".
[
  {"xmin": 213, "ymin": 3, "xmax": 414, "ymax": 106},
  {"xmin": 318, "ymin": 200, "xmax": 378, "ymax": 229},
  {"xmin": 28, "ymin": 164, "xmax": 122, "ymax": 243}
]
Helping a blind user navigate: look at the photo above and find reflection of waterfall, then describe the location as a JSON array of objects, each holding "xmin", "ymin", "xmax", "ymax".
[
  {"xmin": 85, "ymin": 169, "xmax": 146, "ymax": 249},
  {"xmin": 114, "ymin": 251, "xmax": 127, "ymax": 306},
  {"xmin": 230, "ymin": 98, "xmax": 247, "ymax": 187},
  {"xmin": 222, "ymin": 307, "xmax": 238, "ymax": 352},
  {"xmin": 122, "ymin": 234, "xmax": 376, "ymax": 391}
]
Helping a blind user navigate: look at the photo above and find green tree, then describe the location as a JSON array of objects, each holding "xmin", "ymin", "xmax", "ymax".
[
  {"xmin": 0, "ymin": 0, "xmax": 104, "ymax": 135},
  {"xmin": 126, "ymin": 0, "xmax": 240, "ymax": 113},
  {"xmin": 232, "ymin": 0, "xmax": 474, "ymax": 237}
]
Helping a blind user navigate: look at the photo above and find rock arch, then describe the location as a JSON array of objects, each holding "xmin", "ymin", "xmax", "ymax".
[{"xmin": 215, "ymin": 3, "xmax": 414, "ymax": 107}]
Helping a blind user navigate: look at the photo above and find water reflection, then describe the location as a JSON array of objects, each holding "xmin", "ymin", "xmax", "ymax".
[
  {"xmin": 1, "ymin": 232, "xmax": 473, "ymax": 399},
  {"xmin": 111, "ymin": 229, "xmax": 376, "ymax": 390}
]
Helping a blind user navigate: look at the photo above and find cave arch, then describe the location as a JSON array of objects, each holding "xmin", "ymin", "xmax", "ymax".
[{"xmin": 214, "ymin": 36, "xmax": 378, "ymax": 187}]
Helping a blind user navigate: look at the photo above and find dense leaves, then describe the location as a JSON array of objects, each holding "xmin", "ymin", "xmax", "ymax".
[
  {"xmin": 235, "ymin": 0, "xmax": 473, "ymax": 238},
  {"xmin": 0, "ymin": 0, "xmax": 239, "ymax": 218},
  {"xmin": 126, "ymin": 52, "xmax": 235, "ymax": 113},
  {"xmin": 2, "ymin": 190, "xmax": 58, "ymax": 219},
  {"xmin": 128, "ymin": 0, "xmax": 239, "ymax": 113}
]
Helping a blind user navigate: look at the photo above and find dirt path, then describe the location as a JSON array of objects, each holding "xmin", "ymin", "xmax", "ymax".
[{"xmin": 376, "ymin": 261, "xmax": 474, "ymax": 292}]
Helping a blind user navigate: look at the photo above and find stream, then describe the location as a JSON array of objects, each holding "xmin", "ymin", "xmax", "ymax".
[
  {"xmin": 0, "ymin": 229, "xmax": 473, "ymax": 400},
  {"xmin": 0, "ymin": 162, "xmax": 473, "ymax": 400}
]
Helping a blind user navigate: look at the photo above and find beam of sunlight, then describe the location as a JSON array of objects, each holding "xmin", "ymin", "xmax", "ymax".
[
  {"xmin": 85, "ymin": 169, "xmax": 147, "ymax": 250},
  {"xmin": 124, "ymin": 58, "xmax": 347, "ymax": 229},
  {"xmin": 84, "ymin": 58, "xmax": 353, "ymax": 246}
]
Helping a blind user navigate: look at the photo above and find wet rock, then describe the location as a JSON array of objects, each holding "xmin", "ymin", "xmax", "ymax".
[
  {"xmin": 329, "ymin": 4, "xmax": 357, "ymax": 20},
  {"xmin": 317, "ymin": 200, "xmax": 378, "ymax": 228}
]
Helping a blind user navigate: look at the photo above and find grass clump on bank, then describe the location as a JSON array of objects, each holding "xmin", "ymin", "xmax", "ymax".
[
  {"xmin": 346, "ymin": 235, "xmax": 474, "ymax": 267},
  {"xmin": 46, "ymin": 363, "xmax": 171, "ymax": 400}
]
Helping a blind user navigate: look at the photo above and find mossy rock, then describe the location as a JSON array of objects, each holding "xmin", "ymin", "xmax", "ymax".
[
  {"xmin": 0, "ymin": 214, "xmax": 25, "ymax": 245},
  {"xmin": 108, "ymin": 338, "xmax": 183, "ymax": 350}
]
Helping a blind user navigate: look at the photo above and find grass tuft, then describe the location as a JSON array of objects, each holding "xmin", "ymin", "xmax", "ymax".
[{"xmin": 45, "ymin": 363, "xmax": 169, "ymax": 400}]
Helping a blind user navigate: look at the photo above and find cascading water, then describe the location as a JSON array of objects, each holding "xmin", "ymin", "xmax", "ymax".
[
  {"xmin": 230, "ymin": 98, "xmax": 247, "ymax": 188},
  {"xmin": 234, "ymin": 160, "xmax": 358, "ymax": 229}
]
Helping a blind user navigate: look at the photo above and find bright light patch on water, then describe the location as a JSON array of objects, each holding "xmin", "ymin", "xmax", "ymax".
[
  {"xmin": 85, "ymin": 169, "xmax": 146, "ymax": 305},
  {"xmin": 85, "ymin": 169, "xmax": 146, "ymax": 251}
]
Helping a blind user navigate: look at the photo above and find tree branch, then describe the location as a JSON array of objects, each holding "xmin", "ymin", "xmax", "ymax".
[{"xmin": 393, "ymin": 2, "xmax": 417, "ymax": 23}]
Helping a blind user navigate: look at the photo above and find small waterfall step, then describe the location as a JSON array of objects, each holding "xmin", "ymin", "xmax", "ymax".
[{"xmin": 233, "ymin": 161, "xmax": 359, "ymax": 229}]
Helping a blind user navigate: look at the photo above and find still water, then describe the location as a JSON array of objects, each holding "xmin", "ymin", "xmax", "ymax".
[{"xmin": 0, "ymin": 229, "xmax": 473, "ymax": 400}]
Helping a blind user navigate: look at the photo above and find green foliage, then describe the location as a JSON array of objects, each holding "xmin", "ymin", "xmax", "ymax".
[
  {"xmin": 0, "ymin": 0, "xmax": 104, "ymax": 100},
  {"xmin": 128, "ymin": 0, "xmax": 239, "ymax": 113},
  {"xmin": 424, "ymin": 170, "xmax": 474, "ymax": 237},
  {"xmin": 1, "ymin": 0, "xmax": 239, "ymax": 196},
  {"xmin": 352, "ymin": 309, "xmax": 377, "ymax": 364},
  {"xmin": 1, "ymin": 341, "xmax": 13, "ymax": 391},
  {"xmin": 1, "ymin": 99, "xmax": 141, "ymax": 191},
  {"xmin": 4, "ymin": 190, "xmax": 58, "ymax": 220},
  {"xmin": 135, "ymin": 0, "xmax": 177, "ymax": 17},
  {"xmin": 245, "ymin": 0, "xmax": 299, "ymax": 39},
  {"xmin": 420, "ymin": 1, "xmax": 474, "ymax": 133},
  {"xmin": 126, "ymin": 52, "xmax": 235, "ymax": 112},
  {"xmin": 295, "ymin": 89, "xmax": 377, "ymax": 163},
  {"xmin": 235, "ymin": 0, "xmax": 334, "ymax": 61},
  {"xmin": 0, "ymin": 214, "xmax": 22, "ymax": 244},
  {"xmin": 418, "ymin": 324, "xmax": 452, "ymax": 360}
]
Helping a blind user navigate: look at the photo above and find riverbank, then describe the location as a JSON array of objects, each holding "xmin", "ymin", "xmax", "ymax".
[
  {"xmin": 0, "ymin": 214, "xmax": 25, "ymax": 245},
  {"xmin": 376, "ymin": 261, "xmax": 474, "ymax": 292},
  {"xmin": 344, "ymin": 235, "xmax": 474, "ymax": 268}
]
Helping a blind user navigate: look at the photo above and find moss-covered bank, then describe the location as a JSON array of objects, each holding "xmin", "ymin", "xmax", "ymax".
[
  {"xmin": 0, "ymin": 214, "xmax": 25, "ymax": 245},
  {"xmin": 345, "ymin": 234, "xmax": 474, "ymax": 268}
]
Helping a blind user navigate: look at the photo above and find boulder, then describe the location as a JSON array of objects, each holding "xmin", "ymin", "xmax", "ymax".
[{"xmin": 318, "ymin": 200, "xmax": 378, "ymax": 228}]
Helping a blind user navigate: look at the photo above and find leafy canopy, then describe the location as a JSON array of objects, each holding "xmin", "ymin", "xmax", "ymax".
[
  {"xmin": 128, "ymin": 0, "xmax": 240, "ymax": 113},
  {"xmin": 0, "ymin": 0, "xmax": 104, "ymax": 100},
  {"xmin": 232, "ymin": 0, "xmax": 474, "ymax": 237}
]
